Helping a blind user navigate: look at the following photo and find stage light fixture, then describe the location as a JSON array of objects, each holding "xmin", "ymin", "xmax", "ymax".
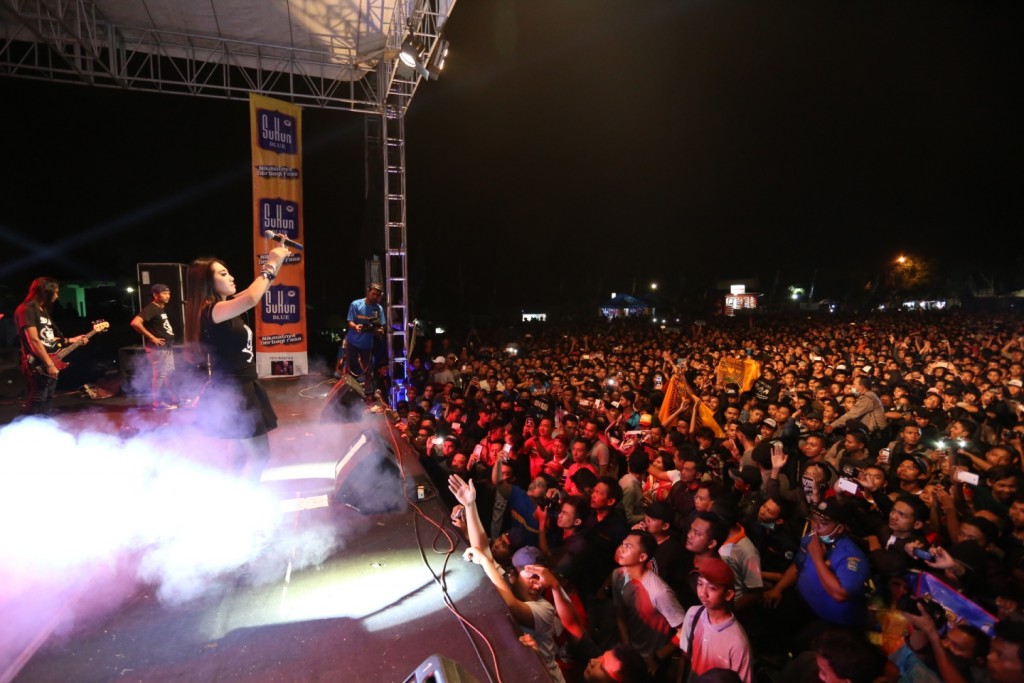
[
  {"xmin": 427, "ymin": 39, "xmax": 449, "ymax": 80},
  {"xmin": 399, "ymin": 32, "xmax": 431, "ymax": 79},
  {"xmin": 400, "ymin": 33, "xmax": 425, "ymax": 67}
]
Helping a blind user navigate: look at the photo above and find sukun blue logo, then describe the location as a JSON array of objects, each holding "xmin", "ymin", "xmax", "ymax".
[
  {"xmin": 262, "ymin": 285, "xmax": 301, "ymax": 324},
  {"xmin": 258, "ymin": 199, "xmax": 299, "ymax": 238},
  {"xmin": 257, "ymin": 108, "xmax": 297, "ymax": 154}
]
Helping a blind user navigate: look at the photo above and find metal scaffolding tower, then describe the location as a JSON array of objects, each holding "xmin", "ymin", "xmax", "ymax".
[{"xmin": 371, "ymin": 105, "xmax": 411, "ymax": 396}]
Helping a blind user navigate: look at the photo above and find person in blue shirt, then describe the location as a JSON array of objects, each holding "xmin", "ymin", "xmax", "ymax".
[
  {"xmin": 345, "ymin": 282, "xmax": 386, "ymax": 395},
  {"xmin": 763, "ymin": 497, "xmax": 871, "ymax": 651}
]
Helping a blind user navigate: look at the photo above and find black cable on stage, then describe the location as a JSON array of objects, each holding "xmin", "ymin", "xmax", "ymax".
[{"xmin": 382, "ymin": 419, "xmax": 505, "ymax": 683}]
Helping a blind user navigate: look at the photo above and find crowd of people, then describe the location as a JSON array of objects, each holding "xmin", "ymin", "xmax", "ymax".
[{"xmin": 391, "ymin": 311, "xmax": 1024, "ymax": 683}]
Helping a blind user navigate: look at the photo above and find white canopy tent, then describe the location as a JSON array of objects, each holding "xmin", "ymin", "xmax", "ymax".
[{"xmin": 0, "ymin": 0, "xmax": 455, "ymax": 112}]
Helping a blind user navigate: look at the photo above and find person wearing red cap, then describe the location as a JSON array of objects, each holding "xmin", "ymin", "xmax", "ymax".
[{"xmin": 679, "ymin": 557, "xmax": 753, "ymax": 683}]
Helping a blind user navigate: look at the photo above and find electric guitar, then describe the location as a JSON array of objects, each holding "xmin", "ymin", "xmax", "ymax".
[{"xmin": 30, "ymin": 320, "xmax": 110, "ymax": 375}]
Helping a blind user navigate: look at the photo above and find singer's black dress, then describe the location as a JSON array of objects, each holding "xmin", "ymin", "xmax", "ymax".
[{"xmin": 196, "ymin": 305, "xmax": 277, "ymax": 438}]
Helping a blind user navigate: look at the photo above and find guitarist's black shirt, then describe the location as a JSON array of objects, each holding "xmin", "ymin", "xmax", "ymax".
[{"xmin": 14, "ymin": 302, "xmax": 60, "ymax": 364}]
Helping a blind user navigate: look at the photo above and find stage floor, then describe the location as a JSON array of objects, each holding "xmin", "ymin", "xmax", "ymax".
[{"xmin": 1, "ymin": 375, "xmax": 549, "ymax": 683}]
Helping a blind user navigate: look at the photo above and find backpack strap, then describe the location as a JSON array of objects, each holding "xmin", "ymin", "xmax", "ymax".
[
  {"xmin": 678, "ymin": 605, "xmax": 706, "ymax": 683},
  {"xmin": 686, "ymin": 605, "xmax": 705, "ymax": 657}
]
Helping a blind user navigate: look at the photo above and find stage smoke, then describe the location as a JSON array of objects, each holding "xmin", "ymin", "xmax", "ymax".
[{"xmin": 0, "ymin": 414, "xmax": 343, "ymax": 675}]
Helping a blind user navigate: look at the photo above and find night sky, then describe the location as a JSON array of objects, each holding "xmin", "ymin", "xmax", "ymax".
[{"xmin": 1, "ymin": 0, "xmax": 1022, "ymax": 325}]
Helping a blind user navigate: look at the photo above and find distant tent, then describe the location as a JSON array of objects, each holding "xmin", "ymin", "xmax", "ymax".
[{"xmin": 600, "ymin": 294, "xmax": 651, "ymax": 319}]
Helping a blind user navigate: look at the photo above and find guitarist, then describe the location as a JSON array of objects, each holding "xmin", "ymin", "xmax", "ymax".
[{"xmin": 14, "ymin": 277, "xmax": 90, "ymax": 416}]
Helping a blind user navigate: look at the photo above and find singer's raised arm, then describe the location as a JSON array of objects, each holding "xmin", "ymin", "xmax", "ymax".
[{"xmin": 210, "ymin": 246, "xmax": 289, "ymax": 323}]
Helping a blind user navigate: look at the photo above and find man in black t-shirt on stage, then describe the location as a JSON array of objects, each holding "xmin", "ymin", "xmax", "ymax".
[
  {"xmin": 15, "ymin": 277, "xmax": 90, "ymax": 416},
  {"xmin": 130, "ymin": 283, "xmax": 180, "ymax": 409}
]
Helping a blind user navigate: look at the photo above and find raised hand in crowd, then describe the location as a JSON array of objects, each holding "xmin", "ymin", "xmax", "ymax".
[
  {"xmin": 770, "ymin": 442, "xmax": 787, "ymax": 472},
  {"xmin": 448, "ymin": 473, "xmax": 477, "ymax": 507}
]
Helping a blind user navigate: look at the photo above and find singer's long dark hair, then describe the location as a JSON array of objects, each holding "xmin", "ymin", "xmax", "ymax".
[
  {"xmin": 21, "ymin": 277, "xmax": 60, "ymax": 312},
  {"xmin": 184, "ymin": 256, "xmax": 224, "ymax": 364}
]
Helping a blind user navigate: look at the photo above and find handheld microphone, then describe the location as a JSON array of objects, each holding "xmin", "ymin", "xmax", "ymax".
[{"xmin": 263, "ymin": 230, "xmax": 304, "ymax": 251}]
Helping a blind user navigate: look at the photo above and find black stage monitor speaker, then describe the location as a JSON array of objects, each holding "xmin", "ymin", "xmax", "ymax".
[
  {"xmin": 404, "ymin": 654, "xmax": 481, "ymax": 683},
  {"xmin": 118, "ymin": 346, "xmax": 148, "ymax": 397},
  {"xmin": 333, "ymin": 428, "xmax": 403, "ymax": 515},
  {"xmin": 320, "ymin": 374, "xmax": 366, "ymax": 423},
  {"xmin": 0, "ymin": 365, "xmax": 25, "ymax": 399},
  {"xmin": 119, "ymin": 346, "xmax": 189, "ymax": 397},
  {"xmin": 0, "ymin": 348, "xmax": 24, "ymax": 399}
]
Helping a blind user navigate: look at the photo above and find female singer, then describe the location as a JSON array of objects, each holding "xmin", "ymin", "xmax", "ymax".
[{"xmin": 184, "ymin": 246, "xmax": 289, "ymax": 480}]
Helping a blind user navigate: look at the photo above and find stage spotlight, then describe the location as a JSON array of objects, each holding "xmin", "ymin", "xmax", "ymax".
[
  {"xmin": 427, "ymin": 39, "xmax": 449, "ymax": 80},
  {"xmin": 399, "ymin": 33, "xmax": 430, "ymax": 79},
  {"xmin": 400, "ymin": 33, "xmax": 425, "ymax": 67},
  {"xmin": 399, "ymin": 34, "xmax": 420, "ymax": 67}
]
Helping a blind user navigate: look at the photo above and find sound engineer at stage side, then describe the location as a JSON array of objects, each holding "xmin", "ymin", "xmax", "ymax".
[{"xmin": 345, "ymin": 282, "xmax": 386, "ymax": 397}]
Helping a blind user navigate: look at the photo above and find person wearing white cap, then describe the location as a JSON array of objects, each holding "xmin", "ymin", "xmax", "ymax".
[
  {"xmin": 430, "ymin": 354, "xmax": 455, "ymax": 385},
  {"xmin": 1005, "ymin": 378, "xmax": 1024, "ymax": 416}
]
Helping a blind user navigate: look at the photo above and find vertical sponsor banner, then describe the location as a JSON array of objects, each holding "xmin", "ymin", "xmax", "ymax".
[{"xmin": 250, "ymin": 93, "xmax": 308, "ymax": 377}]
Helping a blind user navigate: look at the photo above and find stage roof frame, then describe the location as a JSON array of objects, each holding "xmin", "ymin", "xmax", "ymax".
[{"xmin": 0, "ymin": 0, "xmax": 456, "ymax": 114}]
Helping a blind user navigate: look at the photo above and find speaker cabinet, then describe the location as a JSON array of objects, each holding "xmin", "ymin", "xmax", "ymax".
[
  {"xmin": 0, "ymin": 352, "xmax": 25, "ymax": 398},
  {"xmin": 333, "ymin": 429, "xmax": 403, "ymax": 515},
  {"xmin": 319, "ymin": 374, "xmax": 366, "ymax": 423},
  {"xmin": 118, "ymin": 346, "xmax": 189, "ymax": 397},
  {"xmin": 403, "ymin": 654, "xmax": 480, "ymax": 683}
]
